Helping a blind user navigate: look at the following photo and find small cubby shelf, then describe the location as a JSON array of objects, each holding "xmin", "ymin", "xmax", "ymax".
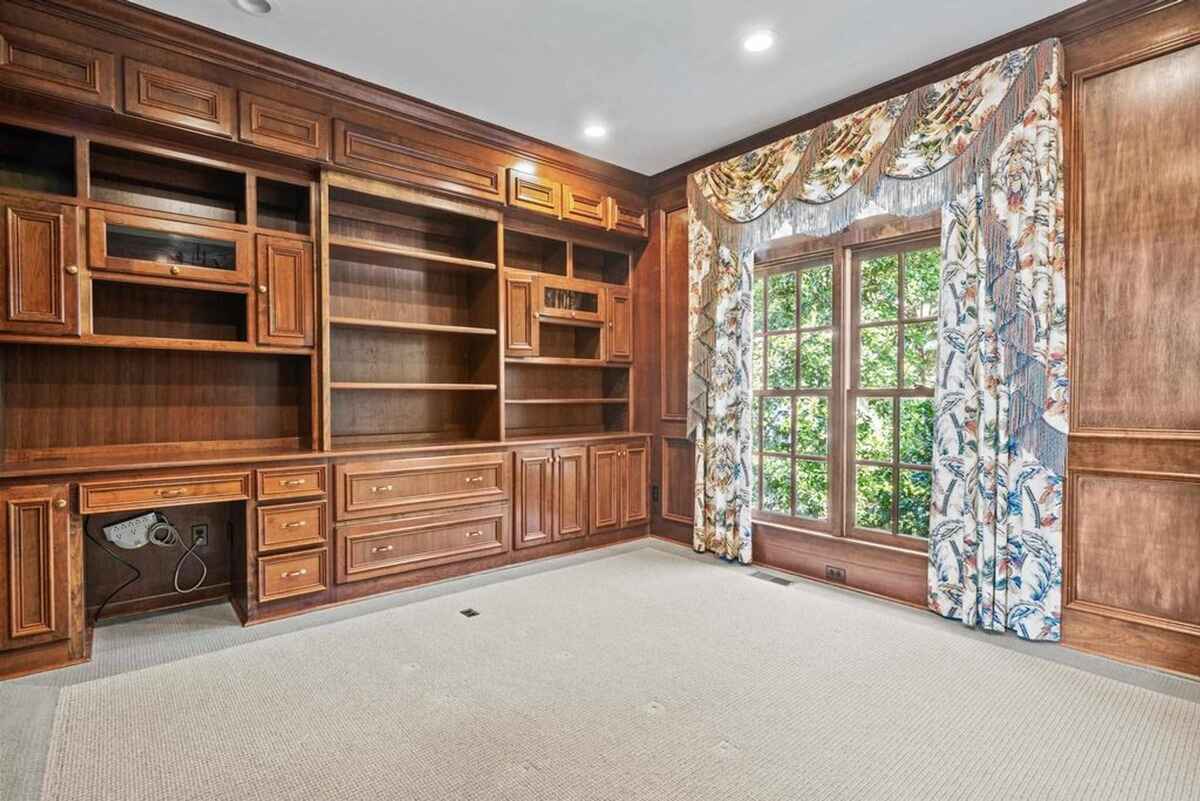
[{"xmin": 0, "ymin": 123, "xmax": 75, "ymax": 197}]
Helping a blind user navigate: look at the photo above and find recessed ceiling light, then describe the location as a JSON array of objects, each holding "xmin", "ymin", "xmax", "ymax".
[
  {"xmin": 742, "ymin": 30, "xmax": 775, "ymax": 53},
  {"xmin": 232, "ymin": 0, "xmax": 273, "ymax": 15},
  {"xmin": 583, "ymin": 124, "xmax": 608, "ymax": 140}
]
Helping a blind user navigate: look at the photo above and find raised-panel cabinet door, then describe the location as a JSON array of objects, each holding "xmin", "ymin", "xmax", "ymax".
[
  {"xmin": 0, "ymin": 198, "xmax": 78, "ymax": 336},
  {"xmin": 505, "ymin": 273, "xmax": 539, "ymax": 356},
  {"xmin": 590, "ymin": 445, "xmax": 621, "ymax": 532},
  {"xmin": 1, "ymin": 484, "xmax": 70, "ymax": 651},
  {"xmin": 606, "ymin": 287, "xmax": 633, "ymax": 363},
  {"xmin": 514, "ymin": 449, "xmax": 554, "ymax": 549},
  {"xmin": 622, "ymin": 441, "xmax": 649, "ymax": 527},
  {"xmin": 554, "ymin": 446, "xmax": 588, "ymax": 540},
  {"xmin": 256, "ymin": 235, "xmax": 314, "ymax": 347}
]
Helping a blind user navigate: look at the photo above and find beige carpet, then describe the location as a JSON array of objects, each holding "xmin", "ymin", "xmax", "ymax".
[{"xmin": 39, "ymin": 546, "xmax": 1200, "ymax": 801}]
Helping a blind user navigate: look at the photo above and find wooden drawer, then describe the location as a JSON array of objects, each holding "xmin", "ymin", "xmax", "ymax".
[
  {"xmin": 335, "ymin": 452, "xmax": 509, "ymax": 521},
  {"xmin": 337, "ymin": 504, "xmax": 507, "ymax": 583},
  {"xmin": 258, "ymin": 548, "xmax": 327, "ymax": 602},
  {"xmin": 239, "ymin": 92, "xmax": 329, "ymax": 160},
  {"xmin": 0, "ymin": 23, "xmax": 116, "ymax": 110},
  {"xmin": 80, "ymin": 472, "xmax": 251, "ymax": 514},
  {"xmin": 333, "ymin": 119, "xmax": 504, "ymax": 204},
  {"xmin": 256, "ymin": 465, "xmax": 327, "ymax": 501},
  {"xmin": 508, "ymin": 169, "xmax": 560, "ymax": 217},
  {"xmin": 87, "ymin": 209, "xmax": 252, "ymax": 286},
  {"xmin": 257, "ymin": 500, "xmax": 327, "ymax": 554},
  {"xmin": 124, "ymin": 59, "xmax": 234, "ymax": 138}
]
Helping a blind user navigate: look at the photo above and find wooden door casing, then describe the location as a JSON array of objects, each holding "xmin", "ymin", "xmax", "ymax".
[
  {"xmin": 554, "ymin": 446, "xmax": 588, "ymax": 540},
  {"xmin": 0, "ymin": 197, "xmax": 78, "ymax": 336},
  {"xmin": 514, "ymin": 448, "xmax": 554, "ymax": 549},
  {"xmin": 1, "ymin": 483, "xmax": 70, "ymax": 651},
  {"xmin": 256, "ymin": 235, "xmax": 315, "ymax": 347}
]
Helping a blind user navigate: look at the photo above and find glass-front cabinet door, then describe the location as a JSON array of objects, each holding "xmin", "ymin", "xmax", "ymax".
[{"xmin": 87, "ymin": 209, "xmax": 252, "ymax": 286}]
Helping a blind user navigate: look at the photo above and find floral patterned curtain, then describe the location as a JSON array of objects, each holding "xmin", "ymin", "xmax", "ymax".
[{"xmin": 687, "ymin": 39, "xmax": 1067, "ymax": 640}]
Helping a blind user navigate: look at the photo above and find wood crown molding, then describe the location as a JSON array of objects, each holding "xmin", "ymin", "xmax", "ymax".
[
  {"xmin": 649, "ymin": 0, "xmax": 1185, "ymax": 192},
  {"xmin": 15, "ymin": 0, "xmax": 647, "ymax": 193}
]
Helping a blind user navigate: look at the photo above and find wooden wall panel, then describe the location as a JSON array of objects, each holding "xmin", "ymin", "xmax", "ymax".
[
  {"xmin": 1073, "ymin": 41, "xmax": 1200, "ymax": 433},
  {"xmin": 660, "ymin": 436, "xmax": 694, "ymax": 524},
  {"xmin": 660, "ymin": 206, "xmax": 688, "ymax": 422},
  {"xmin": 1064, "ymin": 11, "xmax": 1200, "ymax": 678},
  {"xmin": 1069, "ymin": 472, "xmax": 1200, "ymax": 627}
]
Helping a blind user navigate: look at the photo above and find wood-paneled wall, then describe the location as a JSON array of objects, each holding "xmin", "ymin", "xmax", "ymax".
[
  {"xmin": 1063, "ymin": 1, "xmax": 1200, "ymax": 676},
  {"xmin": 643, "ymin": 0, "xmax": 1200, "ymax": 674}
]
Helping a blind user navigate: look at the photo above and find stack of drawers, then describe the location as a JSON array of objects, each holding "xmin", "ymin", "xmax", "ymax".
[
  {"xmin": 254, "ymin": 465, "xmax": 329, "ymax": 603},
  {"xmin": 334, "ymin": 452, "xmax": 510, "ymax": 583}
]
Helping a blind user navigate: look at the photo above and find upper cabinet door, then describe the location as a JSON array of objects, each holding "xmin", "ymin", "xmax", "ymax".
[
  {"xmin": 554, "ymin": 446, "xmax": 588, "ymax": 541},
  {"xmin": 333, "ymin": 120, "xmax": 504, "ymax": 204},
  {"xmin": 239, "ymin": 93, "xmax": 330, "ymax": 161},
  {"xmin": 607, "ymin": 197, "xmax": 649, "ymax": 238},
  {"xmin": 0, "ymin": 23, "xmax": 116, "ymax": 110},
  {"xmin": 256, "ymin": 235, "xmax": 314, "ymax": 348},
  {"xmin": 606, "ymin": 287, "xmax": 633, "ymax": 363},
  {"xmin": 514, "ymin": 449, "xmax": 554, "ymax": 550},
  {"xmin": 561, "ymin": 185, "xmax": 608, "ymax": 229},
  {"xmin": 622, "ymin": 441, "xmax": 649, "ymax": 527},
  {"xmin": 88, "ymin": 209, "xmax": 252, "ymax": 286},
  {"xmin": 123, "ymin": 59, "xmax": 234, "ymax": 138},
  {"xmin": 0, "ymin": 197, "xmax": 79, "ymax": 336},
  {"xmin": 508, "ymin": 170, "xmax": 561, "ymax": 218},
  {"xmin": 505, "ymin": 273, "xmax": 539, "ymax": 357},
  {"xmin": 0, "ymin": 483, "xmax": 70, "ymax": 651}
]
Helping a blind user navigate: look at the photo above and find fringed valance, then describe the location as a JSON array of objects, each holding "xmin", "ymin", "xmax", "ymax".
[
  {"xmin": 687, "ymin": 40, "xmax": 1058, "ymax": 255},
  {"xmin": 686, "ymin": 39, "xmax": 1067, "ymax": 643}
]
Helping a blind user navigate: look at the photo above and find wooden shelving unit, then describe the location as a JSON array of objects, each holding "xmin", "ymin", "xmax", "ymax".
[
  {"xmin": 501, "ymin": 224, "xmax": 635, "ymax": 438},
  {"xmin": 0, "ymin": 124, "xmax": 319, "ymax": 464},
  {"xmin": 322, "ymin": 172, "xmax": 503, "ymax": 448}
]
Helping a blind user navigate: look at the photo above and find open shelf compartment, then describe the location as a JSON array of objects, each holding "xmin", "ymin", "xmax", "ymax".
[
  {"xmin": 89, "ymin": 142, "xmax": 246, "ymax": 223},
  {"xmin": 0, "ymin": 123, "xmax": 75, "ymax": 197}
]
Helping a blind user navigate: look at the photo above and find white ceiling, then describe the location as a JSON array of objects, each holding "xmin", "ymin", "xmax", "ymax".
[{"xmin": 130, "ymin": 0, "xmax": 1082, "ymax": 175}]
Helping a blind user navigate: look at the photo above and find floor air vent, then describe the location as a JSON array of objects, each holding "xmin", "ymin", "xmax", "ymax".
[{"xmin": 751, "ymin": 571, "xmax": 794, "ymax": 587}]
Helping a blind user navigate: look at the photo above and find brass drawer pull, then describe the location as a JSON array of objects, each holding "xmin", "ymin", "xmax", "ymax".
[
  {"xmin": 282, "ymin": 520, "xmax": 308, "ymax": 529},
  {"xmin": 65, "ymin": 265, "xmax": 79, "ymax": 275},
  {"xmin": 465, "ymin": 475, "xmax": 484, "ymax": 484},
  {"xmin": 466, "ymin": 529, "xmax": 483, "ymax": 538},
  {"xmin": 369, "ymin": 484, "xmax": 394, "ymax": 494},
  {"xmin": 282, "ymin": 568, "xmax": 308, "ymax": 578},
  {"xmin": 281, "ymin": 478, "xmax": 307, "ymax": 487},
  {"xmin": 54, "ymin": 498, "xmax": 67, "ymax": 510},
  {"xmin": 371, "ymin": 544, "xmax": 394, "ymax": 554},
  {"xmin": 157, "ymin": 488, "xmax": 187, "ymax": 498},
  {"xmin": 170, "ymin": 265, "xmax": 182, "ymax": 276}
]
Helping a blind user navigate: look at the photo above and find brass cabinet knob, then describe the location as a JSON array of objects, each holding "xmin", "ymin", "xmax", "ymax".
[
  {"xmin": 258, "ymin": 285, "xmax": 268, "ymax": 294},
  {"xmin": 170, "ymin": 266, "xmax": 182, "ymax": 276},
  {"xmin": 54, "ymin": 498, "xmax": 67, "ymax": 510},
  {"xmin": 65, "ymin": 265, "xmax": 79, "ymax": 276}
]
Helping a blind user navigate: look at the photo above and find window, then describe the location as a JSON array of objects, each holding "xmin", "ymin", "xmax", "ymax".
[
  {"xmin": 751, "ymin": 258, "xmax": 835, "ymax": 525},
  {"xmin": 750, "ymin": 225, "xmax": 939, "ymax": 547}
]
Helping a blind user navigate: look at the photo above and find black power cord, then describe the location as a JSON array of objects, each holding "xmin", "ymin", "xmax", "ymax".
[{"xmin": 83, "ymin": 520, "xmax": 141, "ymax": 626}]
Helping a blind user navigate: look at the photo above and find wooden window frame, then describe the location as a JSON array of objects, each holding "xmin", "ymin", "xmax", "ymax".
[
  {"xmin": 749, "ymin": 213, "xmax": 939, "ymax": 551},
  {"xmin": 751, "ymin": 251, "xmax": 842, "ymax": 535},
  {"xmin": 845, "ymin": 235, "xmax": 939, "ymax": 552}
]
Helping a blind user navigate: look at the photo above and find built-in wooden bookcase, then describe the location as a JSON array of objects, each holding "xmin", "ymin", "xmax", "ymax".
[
  {"xmin": 322, "ymin": 172, "xmax": 502, "ymax": 449},
  {"xmin": 502, "ymin": 225, "xmax": 633, "ymax": 439},
  {"xmin": 0, "ymin": 121, "xmax": 319, "ymax": 466}
]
